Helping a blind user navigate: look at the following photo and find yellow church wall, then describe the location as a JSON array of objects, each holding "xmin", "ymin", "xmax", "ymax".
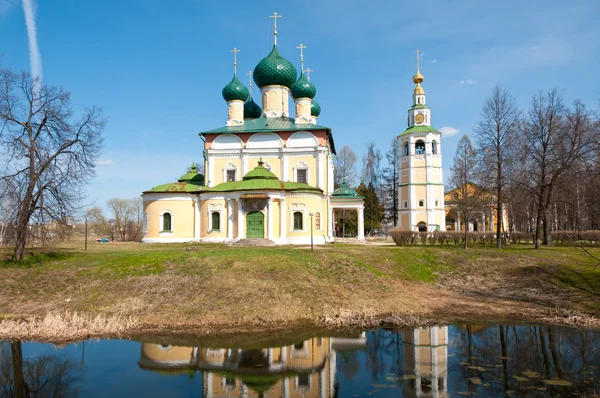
[
  {"xmin": 415, "ymin": 186, "xmax": 427, "ymax": 202},
  {"xmin": 413, "ymin": 171, "xmax": 427, "ymax": 183},
  {"xmin": 286, "ymin": 195, "xmax": 325, "ymax": 237},
  {"xmin": 258, "ymin": 157, "xmax": 282, "ymax": 179},
  {"xmin": 201, "ymin": 199, "xmax": 229, "ymax": 238},
  {"xmin": 141, "ymin": 344, "xmax": 194, "ymax": 362},
  {"xmin": 431, "ymin": 157, "xmax": 443, "ymax": 168},
  {"xmin": 287, "ymin": 156, "xmax": 317, "ymax": 184},
  {"xmin": 212, "ymin": 158, "xmax": 241, "ymax": 185},
  {"xmin": 144, "ymin": 198, "xmax": 195, "ymax": 239}
]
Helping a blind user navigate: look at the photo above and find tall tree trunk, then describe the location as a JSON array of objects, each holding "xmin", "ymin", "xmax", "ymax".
[
  {"xmin": 535, "ymin": 194, "xmax": 544, "ymax": 250},
  {"xmin": 547, "ymin": 327, "xmax": 565, "ymax": 379},
  {"xmin": 538, "ymin": 327, "xmax": 551, "ymax": 378},
  {"xmin": 464, "ymin": 221, "xmax": 469, "ymax": 249},
  {"xmin": 543, "ymin": 212, "xmax": 550, "ymax": 246},
  {"xmin": 11, "ymin": 341, "xmax": 27, "ymax": 398},
  {"xmin": 496, "ymin": 187, "xmax": 502, "ymax": 248},
  {"xmin": 499, "ymin": 326, "xmax": 509, "ymax": 392}
]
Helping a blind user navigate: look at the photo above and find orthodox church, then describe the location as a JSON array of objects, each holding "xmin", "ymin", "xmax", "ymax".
[{"xmin": 141, "ymin": 14, "xmax": 364, "ymax": 244}]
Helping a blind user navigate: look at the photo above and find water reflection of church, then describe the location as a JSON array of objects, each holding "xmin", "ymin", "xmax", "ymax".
[{"xmin": 137, "ymin": 327, "xmax": 449, "ymax": 398}]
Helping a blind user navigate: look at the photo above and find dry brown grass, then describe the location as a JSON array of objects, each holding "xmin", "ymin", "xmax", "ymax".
[
  {"xmin": 0, "ymin": 242, "xmax": 599, "ymax": 342},
  {"xmin": 0, "ymin": 311, "xmax": 138, "ymax": 342}
]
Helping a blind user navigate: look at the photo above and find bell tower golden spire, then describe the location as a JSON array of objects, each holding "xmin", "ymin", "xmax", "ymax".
[{"xmin": 413, "ymin": 49, "xmax": 425, "ymax": 95}]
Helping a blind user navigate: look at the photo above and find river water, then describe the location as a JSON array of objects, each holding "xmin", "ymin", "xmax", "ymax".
[{"xmin": 1, "ymin": 324, "xmax": 599, "ymax": 397}]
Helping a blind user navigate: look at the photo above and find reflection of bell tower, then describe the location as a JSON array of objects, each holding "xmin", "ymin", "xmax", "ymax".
[{"xmin": 402, "ymin": 326, "xmax": 449, "ymax": 398}]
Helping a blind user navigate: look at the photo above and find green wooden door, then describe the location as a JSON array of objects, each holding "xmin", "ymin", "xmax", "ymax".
[{"xmin": 246, "ymin": 211, "xmax": 264, "ymax": 238}]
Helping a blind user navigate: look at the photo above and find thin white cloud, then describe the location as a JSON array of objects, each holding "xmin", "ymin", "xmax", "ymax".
[
  {"xmin": 22, "ymin": 0, "xmax": 43, "ymax": 84},
  {"xmin": 439, "ymin": 126, "xmax": 459, "ymax": 137},
  {"xmin": 0, "ymin": 0, "xmax": 18, "ymax": 17},
  {"xmin": 96, "ymin": 159, "xmax": 115, "ymax": 166},
  {"xmin": 460, "ymin": 79, "xmax": 476, "ymax": 85}
]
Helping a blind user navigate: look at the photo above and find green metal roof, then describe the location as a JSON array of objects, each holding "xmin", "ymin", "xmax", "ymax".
[
  {"xmin": 208, "ymin": 160, "xmax": 321, "ymax": 193},
  {"xmin": 332, "ymin": 182, "xmax": 363, "ymax": 198},
  {"xmin": 144, "ymin": 163, "xmax": 206, "ymax": 193},
  {"xmin": 200, "ymin": 116, "xmax": 329, "ymax": 134},
  {"xmin": 411, "ymin": 104, "xmax": 430, "ymax": 109},
  {"xmin": 398, "ymin": 125, "xmax": 439, "ymax": 136}
]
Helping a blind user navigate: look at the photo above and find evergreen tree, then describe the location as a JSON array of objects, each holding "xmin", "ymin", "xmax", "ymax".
[
  {"xmin": 382, "ymin": 138, "xmax": 401, "ymax": 227},
  {"xmin": 356, "ymin": 182, "xmax": 384, "ymax": 235}
]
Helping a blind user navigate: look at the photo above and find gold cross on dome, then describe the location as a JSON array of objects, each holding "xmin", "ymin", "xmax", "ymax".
[
  {"xmin": 269, "ymin": 12, "xmax": 282, "ymax": 44},
  {"xmin": 246, "ymin": 70, "xmax": 253, "ymax": 89},
  {"xmin": 230, "ymin": 47, "xmax": 240, "ymax": 75},
  {"xmin": 297, "ymin": 43, "xmax": 307, "ymax": 70},
  {"xmin": 416, "ymin": 49, "xmax": 421, "ymax": 72},
  {"xmin": 304, "ymin": 67, "xmax": 313, "ymax": 81}
]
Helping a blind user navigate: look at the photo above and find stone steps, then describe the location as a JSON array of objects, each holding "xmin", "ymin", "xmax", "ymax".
[{"xmin": 235, "ymin": 238, "xmax": 276, "ymax": 247}]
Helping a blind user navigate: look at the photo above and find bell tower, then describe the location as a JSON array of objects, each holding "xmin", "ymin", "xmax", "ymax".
[{"xmin": 397, "ymin": 50, "xmax": 445, "ymax": 232}]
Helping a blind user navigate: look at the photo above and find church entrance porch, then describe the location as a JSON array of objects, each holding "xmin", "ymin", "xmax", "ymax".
[{"xmin": 246, "ymin": 211, "xmax": 265, "ymax": 238}]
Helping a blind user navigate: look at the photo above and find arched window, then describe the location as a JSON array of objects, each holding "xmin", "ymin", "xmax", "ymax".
[
  {"xmin": 211, "ymin": 212, "xmax": 220, "ymax": 231},
  {"xmin": 415, "ymin": 140, "xmax": 425, "ymax": 155},
  {"xmin": 404, "ymin": 142, "xmax": 409, "ymax": 156},
  {"xmin": 432, "ymin": 140, "xmax": 437, "ymax": 155},
  {"xmin": 315, "ymin": 212, "xmax": 321, "ymax": 230},
  {"xmin": 417, "ymin": 222, "xmax": 427, "ymax": 232},
  {"xmin": 162, "ymin": 212, "xmax": 172, "ymax": 232},
  {"xmin": 418, "ymin": 200, "xmax": 424, "ymax": 207},
  {"xmin": 293, "ymin": 212, "xmax": 303, "ymax": 230}
]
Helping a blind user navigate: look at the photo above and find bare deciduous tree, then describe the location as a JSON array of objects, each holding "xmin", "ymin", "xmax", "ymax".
[
  {"xmin": 333, "ymin": 145, "xmax": 358, "ymax": 187},
  {"xmin": 0, "ymin": 68, "xmax": 105, "ymax": 260},
  {"xmin": 520, "ymin": 90, "xmax": 597, "ymax": 249},
  {"xmin": 475, "ymin": 85, "xmax": 520, "ymax": 248},
  {"xmin": 449, "ymin": 134, "xmax": 487, "ymax": 248}
]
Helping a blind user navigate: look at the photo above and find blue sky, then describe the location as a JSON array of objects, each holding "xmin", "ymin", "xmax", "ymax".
[{"xmin": 1, "ymin": 0, "xmax": 599, "ymax": 209}]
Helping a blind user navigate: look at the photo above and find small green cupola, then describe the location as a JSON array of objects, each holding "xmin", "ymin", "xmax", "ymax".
[
  {"xmin": 178, "ymin": 162, "xmax": 205, "ymax": 185},
  {"xmin": 253, "ymin": 45, "xmax": 298, "ymax": 88},
  {"xmin": 244, "ymin": 93, "xmax": 262, "ymax": 119},
  {"xmin": 291, "ymin": 71, "xmax": 316, "ymax": 99},
  {"xmin": 311, "ymin": 100, "xmax": 321, "ymax": 117},
  {"xmin": 242, "ymin": 159, "xmax": 279, "ymax": 180},
  {"xmin": 222, "ymin": 75, "xmax": 249, "ymax": 102},
  {"xmin": 332, "ymin": 182, "xmax": 362, "ymax": 198}
]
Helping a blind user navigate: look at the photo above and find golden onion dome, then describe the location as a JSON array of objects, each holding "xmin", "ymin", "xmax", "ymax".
[{"xmin": 413, "ymin": 71, "xmax": 424, "ymax": 84}]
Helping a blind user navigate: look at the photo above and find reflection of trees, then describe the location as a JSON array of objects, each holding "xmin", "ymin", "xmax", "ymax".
[
  {"xmin": 0, "ymin": 341, "xmax": 82, "ymax": 397},
  {"xmin": 452, "ymin": 325, "xmax": 600, "ymax": 394}
]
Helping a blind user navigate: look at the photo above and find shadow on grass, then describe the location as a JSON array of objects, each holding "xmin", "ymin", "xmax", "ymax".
[{"xmin": 0, "ymin": 251, "xmax": 77, "ymax": 268}]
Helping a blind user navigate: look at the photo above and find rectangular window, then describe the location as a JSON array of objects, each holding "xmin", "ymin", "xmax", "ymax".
[
  {"xmin": 226, "ymin": 169, "xmax": 236, "ymax": 182},
  {"xmin": 403, "ymin": 201, "xmax": 408, "ymax": 209},
  {"xmin": 211, "ymin": 212, "xmax": 220, "ymax": 231},
  {"xmin": 315, "ymin": 212, "xmax": 321, "ymax": 230},
  {"xmin": 297, "ymin": 169, "xmax": 307, "ymax": 184},
  {"xmin": 293, "ymin": 211, "xmax": 303, "ymax": 230},
  {"xmin": 162, "ymin": 213, "xmax": 172, "ymax": 231}
]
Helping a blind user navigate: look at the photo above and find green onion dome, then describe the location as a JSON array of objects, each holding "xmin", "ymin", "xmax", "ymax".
[
  {"xmin": 222, "ymin": 75, "xmax": 249, "ymax": 102},
  {"xmin": 253, "ymin": 45, "xmax": 298, "ymax": 88},
  {"xmin": 290, "ymin": 71, "xmax": 316, "ymax": 99},
  {"xmin": 244, "ymin": 93, "xmax": 262, "ymax": 119},
  {"xmin": 311, "ymin": 100, "xmax": 321, "ymax": 117}
]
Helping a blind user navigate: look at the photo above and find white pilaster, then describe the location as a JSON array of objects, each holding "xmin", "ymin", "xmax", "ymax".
[
  {"xmin": 207, "ymin": 157, "xmax": 214, "ymax": 187},
  {"xmin": 242, "ymin": 155, "xmax": 248, "ymax": 177},
  {"xmin": 227, "ymin": 200, "xmax": 234, "ymax": 240},
  {"xmin": 267, "ymin": 198, "xmax": 274, "ymax": 241},
  {"xmin": 237, "ymin": 200, "xmax": 244, "ymax": 239},
  {"xmin": 357, "ymin": 206, "xmax": 365, "ymax": 240},
  {"xmin": 280, "ymin": 198, "xmax": 287, "ymax": 240},
  {"xmin": 316, "ymin": 151, "xmax": 324, "ymax": 190},
  {"xmin": 282, "ymin": 155, "xmax": 288, "ymax": 181},
  {"xmin": 194, "ymin": 197, "xmax": 201, "ymax": 239}
]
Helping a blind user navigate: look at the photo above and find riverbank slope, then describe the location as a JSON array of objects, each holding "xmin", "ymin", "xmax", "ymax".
[{"xmin": 1, "ymin": 242, "xmax": 599, "ymax": 341}]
